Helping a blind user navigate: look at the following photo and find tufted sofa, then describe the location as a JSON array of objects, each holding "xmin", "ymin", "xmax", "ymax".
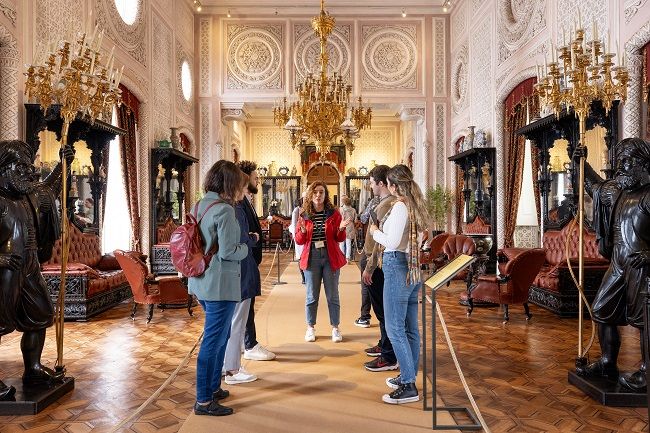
[
  {"xmin": 41, "ymin": 222, "xmax": 134, "ymax": 320},
  {"xmin": 151, "ymin": 217, "xmax": 179, "ymax": 275},
  {"xmin": 528, "ymin": 224, "xmax": 610, "ymax": 317}
]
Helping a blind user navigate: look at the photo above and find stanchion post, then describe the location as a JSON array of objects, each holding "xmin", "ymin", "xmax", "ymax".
[{"xmin": 273, "ymin": 243, "xmax": 287, "ymax": 285}]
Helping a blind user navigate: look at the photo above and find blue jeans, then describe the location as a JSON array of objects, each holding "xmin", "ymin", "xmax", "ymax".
[
  {"xmin": 304, "ymin": 245, "xmax": 341, "ymax": 327},
  {"xmin": 196, "ymin": 300, "xmax": 237, "ymax": 403},
  {"xmin": 382, "ymin": 251, "xmax": 421, "ymax": 384}
]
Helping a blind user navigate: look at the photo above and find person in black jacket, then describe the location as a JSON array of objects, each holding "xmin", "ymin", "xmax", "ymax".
[{"xmin": 237, "ymin": 160, "xmax": 276, "ymax": 361}]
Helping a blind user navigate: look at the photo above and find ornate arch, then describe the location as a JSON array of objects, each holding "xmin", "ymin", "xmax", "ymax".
[
  {"xmin": 494, "ymin": 66, "xmax": 537, "ymax": 247},
  {"xmin": 623, "ymin": 20, "xmax": 650, "ymax": 138},
  {"xmin": 0, "ymin": 24, "xmax": 19, "ymax": 140}
]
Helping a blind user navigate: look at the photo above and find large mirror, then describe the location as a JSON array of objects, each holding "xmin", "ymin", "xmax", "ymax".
[
  {"xmin": 260, "ymin": 176, "xmax": 301, "ymax": 217},
  {"xmin": 345, "ymin": 176, "xmax": 370, "ymax": 213}
]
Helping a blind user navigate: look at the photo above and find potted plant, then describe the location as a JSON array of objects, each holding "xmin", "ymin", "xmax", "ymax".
[{"xmin": 425, "ymin": 184, "xmax": 453, "ymax": 234}]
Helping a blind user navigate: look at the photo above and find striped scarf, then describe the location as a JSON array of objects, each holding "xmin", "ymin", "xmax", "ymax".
[{"xmin": 377, "ymin": 199, "xmax": 421, "ymax": 284}]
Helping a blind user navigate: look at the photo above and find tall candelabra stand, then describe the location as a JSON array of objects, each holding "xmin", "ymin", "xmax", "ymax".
[
  {"xmin": 534, "ymin": 24, "xmax": 628, "ymax": 368},
  {"xmin": 24, "ymin": 29, "xmax": 122, "ymax": 371}
]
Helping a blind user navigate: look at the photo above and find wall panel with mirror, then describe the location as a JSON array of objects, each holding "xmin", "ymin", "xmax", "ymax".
[
  {"xmin": 150, "ymin": 148, "xmax": 198, "ymax": 274},
  {"xmin": 344, "ymin": 175, "xmax": 370, "ymax": 213},
  {"xmin": 25, "ymin": 103, "xmax": 125, "ymax": 235},
  {"xmin": 259, "ymin": 176, "xmax": 301, "ymax": 217},
  {"xmin": 517, "ymin": 100, "xmax": 618, "ymax": 231}
]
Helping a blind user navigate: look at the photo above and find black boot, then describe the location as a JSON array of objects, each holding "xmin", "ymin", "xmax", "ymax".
[
  {"xmin": 21, "ymin": 330, "xmax": 65, "ymax": 385},
  {"xmin": 619, "ymin": 329, "xmax": 647, "ymax": 392},
  {"xmin": 0, "ymin": 380, "xmax": 16, "ymax": 401},
  {"xmin": 575, "ymin": 324, "xmax": 620, "ymax": 380}
]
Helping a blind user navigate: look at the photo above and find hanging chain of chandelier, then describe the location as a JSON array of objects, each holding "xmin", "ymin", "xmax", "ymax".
[{"xmin": 273, "ymin": 0, "xmax": 372, "ymax": 160}]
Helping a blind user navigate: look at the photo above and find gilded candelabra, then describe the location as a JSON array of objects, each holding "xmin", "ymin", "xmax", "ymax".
[
  {"xmin": 24, "ymin": 27, "xmax": 122, "ymax": 370},
  {"xmin": 535, "ymin": 22, "xmax": 628, "ymax": 366},
  {"xmin": 273, "ymin": 0, "xmax": 372, "ymax": 160}
]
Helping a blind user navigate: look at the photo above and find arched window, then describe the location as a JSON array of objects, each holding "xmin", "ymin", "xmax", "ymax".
[{"xmin": 114, "ymin": 0, "xmax": 139, "ymax": 25}]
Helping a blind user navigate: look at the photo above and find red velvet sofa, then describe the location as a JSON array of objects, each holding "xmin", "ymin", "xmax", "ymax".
[
  {"xmin": 41, "ymin": 223, "xmax": 134, "ymax": 320},
  {"xmin": 528, "ymin": 224, "xmax": 609, "ymax": 317}
]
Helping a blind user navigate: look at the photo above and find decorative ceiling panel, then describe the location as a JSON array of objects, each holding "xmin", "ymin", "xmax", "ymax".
[{"xmin": 293, "ymin": 23, "xmax": 352, "ymax": 83}]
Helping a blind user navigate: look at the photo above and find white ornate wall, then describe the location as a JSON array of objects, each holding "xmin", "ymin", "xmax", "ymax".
[
  {"xmin": 12, "ymin": 0, "xmax": 198, "ymax": 255},
  {"xmin": 450, "ymin": 0, "xmax": 650, "ymax": 247}
]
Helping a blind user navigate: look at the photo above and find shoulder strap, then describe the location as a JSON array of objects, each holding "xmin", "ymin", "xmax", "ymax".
[{"xmin": 196, "ymin": 199, "xmax": 225, "ymax": 223}]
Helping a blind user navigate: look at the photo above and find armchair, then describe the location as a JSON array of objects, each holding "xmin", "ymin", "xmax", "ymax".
[
  {"xmin": 420, "ymin": 232, "xmax": 450, "ymax": 272},
  {"xmin": 469, "ymin": 248, "xmax": 546, "ymax": 322},
  {"xmin": 442, "ymin": 234, "xmax": 476, "ymax": 281},
  {"xmin": 114, "ymin": 250, "xmax": 193, "ymax": 323},
  {"xmin": 267, "ymin": 220, "xmax": 284, "ymax": 250}
]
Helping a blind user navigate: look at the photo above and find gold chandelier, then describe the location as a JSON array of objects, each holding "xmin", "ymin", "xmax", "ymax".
[{"xmin": 273, "ymin": 0, "xmax": 372, "ymax": 160}]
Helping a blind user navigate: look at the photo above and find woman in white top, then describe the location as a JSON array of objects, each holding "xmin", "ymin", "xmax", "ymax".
[
  {"xmin": 289, "ymin": 197, "xmax": 305, "ymax": 283},
  {"xmin": 369, "ymin": 164, "xmax": 430, "ymax": 405},
  {"xmin": 338, "ymin": 196, "xmax": 357, "ymax": 263}
]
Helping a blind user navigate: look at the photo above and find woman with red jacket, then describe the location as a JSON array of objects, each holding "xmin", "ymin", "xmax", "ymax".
[{"xmin": 295, "ymin": 181, "xmax": 351, "ymax": 343}]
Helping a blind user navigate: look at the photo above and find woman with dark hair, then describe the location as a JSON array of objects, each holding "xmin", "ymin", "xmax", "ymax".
[
  {"xmin": 189, "ymin": 160, "xmax": 248, "ymax": 416},
  {"xmin": 295, "ymin": 181, "xmax": 351, "ymax": 342},
  {"xmin": 369, "ymin": 164, "xmax": 430, "ymax": 405}
]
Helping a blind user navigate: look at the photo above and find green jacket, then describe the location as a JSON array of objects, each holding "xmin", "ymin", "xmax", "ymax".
[{"xmin": 188, "ymin": 192, "xmax": 248, "ymax": 301}]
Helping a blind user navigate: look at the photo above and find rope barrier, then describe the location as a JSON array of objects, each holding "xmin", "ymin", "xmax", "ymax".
[
  {"xmin": 427, "ymin": 294, "xmax": 491, "ymax": 433},
  {"xmin": 564, "ymin": 217, "xmax": 596, "ymax": 358},
  {"xmin": 110, "ymin": 331, "xmax": 204, "ymax": 432},
  {"xmin": 260, "ymin": 243, "xmax": 279, "ymax": 285}
]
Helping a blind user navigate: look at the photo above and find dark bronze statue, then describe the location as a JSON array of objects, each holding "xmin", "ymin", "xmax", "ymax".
[
  {"xmin": 575, "ymin": 138, "xmax": 650, "ymax": 392},
  {"xmin": 0, "ymin": 140, "xmax": 72, "ymax": 401}
]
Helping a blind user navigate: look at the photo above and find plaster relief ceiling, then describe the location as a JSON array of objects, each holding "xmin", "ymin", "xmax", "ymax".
[{"xmin": 200, "ymin": 0, "xmax": 449, "ymax": 16}]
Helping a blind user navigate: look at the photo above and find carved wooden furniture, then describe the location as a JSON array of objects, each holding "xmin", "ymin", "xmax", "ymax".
[
  {"xmin": 516, "ymin": 100, "xmax": 617, "ymax": 315},
  {"xmin": 25, "ymin": 103, "xmax": 126, "ymax": 233},
  {"xmin": 470, "ymin": 248, "xmax": 547, "ymax": 322},
  {"xmin": 41, "ymin": 222, "xmax": 133, "ymax": 320},
  {"xmin": 448, "ymin": 147, "xmax": 497, "ymax": 270},
  {"xmin": 114, "ymin": 250, "xmax": 192, "ymax": 323},
  {"xmin": 150, "ymin": 148, "xmax": 198, "ymax": 274}
]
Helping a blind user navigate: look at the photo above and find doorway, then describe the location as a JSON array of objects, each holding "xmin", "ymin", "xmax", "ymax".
[{"xmin": 306, "ymin": 163, "xmax": 341, "ymax": 206}]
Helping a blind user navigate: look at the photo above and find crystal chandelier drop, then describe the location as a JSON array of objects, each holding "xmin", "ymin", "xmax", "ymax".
[{"xmin": 273, "ymin": 0, "xmax": 372, "ymax": 160}]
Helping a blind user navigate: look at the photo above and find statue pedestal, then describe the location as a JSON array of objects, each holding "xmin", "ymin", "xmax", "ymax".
[
  {"xmin": 568, "ymin": 371, "xmax": 646, "ymax": 407},
  {"xmin": 0, "ymin": 377, "xmax": 74, "ymax": 415}
]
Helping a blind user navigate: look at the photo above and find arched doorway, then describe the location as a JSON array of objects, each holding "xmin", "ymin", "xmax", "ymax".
[{"xmin": 306, "ymin": 163, "xmax": 341, "ymax": 205}]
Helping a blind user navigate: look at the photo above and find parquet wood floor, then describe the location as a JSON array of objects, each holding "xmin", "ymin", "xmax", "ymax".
[
  {"xmin": 1, "ymin": 248, "xmax": 647, "ymax": 433},
  {"xmin": 428, "ymin": 282, "xmax": 648, "ymax": 433},
  {"xmin": 0, "ymin": 249, "xmax": 294, "ymax": 433}
]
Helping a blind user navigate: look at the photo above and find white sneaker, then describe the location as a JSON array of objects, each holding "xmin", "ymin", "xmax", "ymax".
[
  {"xmin": 244, "ymin": 343, "xmax": 276, "ymax": 361},
  {"xmin": 224, "ymin": 367, "xmax": 257, "ymax": 385},
  {"xmin": 305, "ymin": 327, "xmax": 316, "ymax": 342},
  {"xmin": 332, "ymin": 328, "xmax": 343, "ymax": 342}
]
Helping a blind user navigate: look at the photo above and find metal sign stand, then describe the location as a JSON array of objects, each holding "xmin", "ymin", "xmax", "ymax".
[{"xmin": 420, "ymin": 256, "xmax": 482, "ymax": 430}]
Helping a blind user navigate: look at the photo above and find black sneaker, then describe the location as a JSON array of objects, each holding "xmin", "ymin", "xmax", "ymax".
[
  {"xmin": 364, "ymin": 356, "xmax": 399, "ymax": 372},
  {"xmin": 364, "ymin": 345, "xmax": 382, "ymax": 357},
  {"xmin": 194, "ymin": 400, "xmax": 234, "ymax": 416},
  {"xmin": 382, "ymin": 382, "xmax": 419, "ymax": 404},
  {"xmin": 386, "ymin": 375, "xmax": 401, "ymax": 390},
  {"xmin": 212, "ymin": 388, "xmax": 229, "ymax": 401},
  {"xmin": 354, "ymin": 318, "xmax": 371, "ymax": 328}
]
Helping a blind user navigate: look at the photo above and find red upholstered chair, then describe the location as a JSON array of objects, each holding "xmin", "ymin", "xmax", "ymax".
[
  {"xmin": 114, "ymin": 250, "xmax": 192, "ymax": 323},
  {"xmin": 420, "ymin": 232, "xmax": 451, "ymax": 271},
  {"xmin": 470, "ymin": 248, "xmax": 546, "ymax": 322},
  {"xmin": 442, "ymin": 234, "xmax": 476, "ymax": 281},
  {"xmin": 267, "ymin": 220, "xmax": 284, "ymax": 250}
]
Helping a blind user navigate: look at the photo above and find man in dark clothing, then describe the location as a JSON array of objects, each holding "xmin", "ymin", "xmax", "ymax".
[
  {"xmin": 0, "ymin": 140, "xmax": 72, "ymax": 400},
  {"xmin": 237, "ymin": 161, "xmax": 276, "ymax": 361},
  {"xmin": 575, "ymin": 138, "xmax": 650, "ymax": 392},
  {"xmin": 359, "ymin": 165, "xmax": 398, "ymax": 372}
]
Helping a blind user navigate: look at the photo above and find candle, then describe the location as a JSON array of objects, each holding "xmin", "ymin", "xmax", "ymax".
[
  {"xmin": 544, "ymin": 52, "xmax": 548, "ymax": 74},
  {"xmin": 607, "ymin": 29, "xmax": 610, "ymax": 53},
  {"xmin": 562, "ymin": 26, "xmax": 566, "ymax": 46},
  {"xmin": 592, "ymin": 43, "xmax": 596, "ymax": 64},
  {"xmin": 592, "ymin": 19, "xmax": 598, "ymax": 41},
  {"xmin": 578, "ymin": 9, "xmax": 582, "ymax": 30},
  {"xmin": 89, "ymin": 51, "xmax": 96, "ymax": 73},
  {"xmin": 617, "ymin": 40, "xmax": 620, "ymax": 64}
]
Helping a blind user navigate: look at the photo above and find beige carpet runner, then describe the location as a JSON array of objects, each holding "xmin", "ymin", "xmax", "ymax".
[{"xmin": 179, "ymin": 261, "xmax": 460, "ymax": 432}]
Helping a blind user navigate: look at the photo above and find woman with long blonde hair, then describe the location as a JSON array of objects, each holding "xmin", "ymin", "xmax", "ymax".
[
  {"xmin": 369, "ymin": 164, "xmax": 430, "ymax": 405},
  {"xmin": 295, "ymin": 181, "xmax": 351, "ymax": 342}
]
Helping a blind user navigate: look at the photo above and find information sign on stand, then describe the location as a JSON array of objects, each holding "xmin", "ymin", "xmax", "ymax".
[{"xmin": 421, "ymin": 254, "xmax": 482, "ymax": 430}]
